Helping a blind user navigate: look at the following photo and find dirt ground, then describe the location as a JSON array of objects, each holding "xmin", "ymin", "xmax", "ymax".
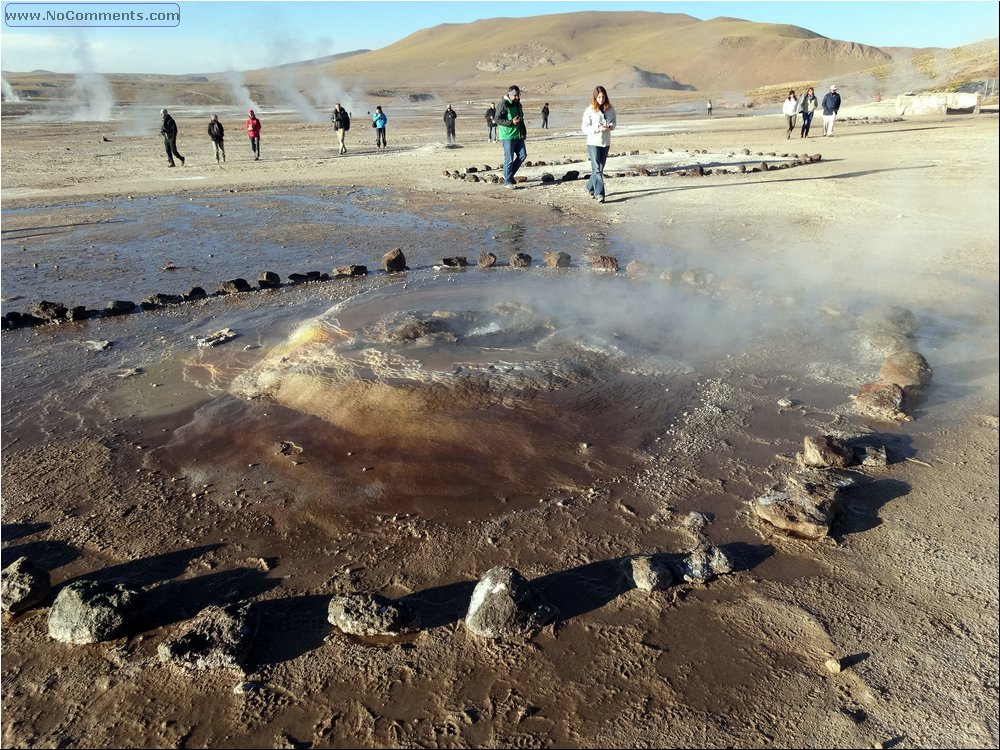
[{"xmin": 2, "ymin": 102, "xmax": 998, "ymax": 748}]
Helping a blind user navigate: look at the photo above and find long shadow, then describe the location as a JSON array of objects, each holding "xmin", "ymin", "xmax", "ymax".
[
  {"xmin": 833, "ymin": 477, "xmax": 911, "ymax": 540},
  {"xmin": 1, "ymin": 539, "xmax": 79, "ymax": 571},
  {"xmin": 249, "ymin": 594, "xmax": 334, "ymax": 667},
  {"xmin": 60, "ymin": 543, "xmax": 224, "ymax": 591},
  {"xmin": 1, "ymin": 520, "xmax": 50, "ymax": 543},
  {"xmin": 138, "ymin": 567, "xmax": 279, "ymax": 631},
  {"xmin": 597, "ymin": 163, "xmax": 934, "ymax": 204},
  {"xmin": 399, "ymin": 579, "xmax": 478, "ymax": 630},
  {"xmin": 243, "ymin": 541, "xmax": 777, "ymax": 666},
  {"xmin": 0, "ymin": 220, "xmax": 129, "ymax": 234}
]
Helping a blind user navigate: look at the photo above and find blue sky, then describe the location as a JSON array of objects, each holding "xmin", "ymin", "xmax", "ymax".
[{"xmin": 2, "ymin": 1, "xmax": 998, "ymax": 75}]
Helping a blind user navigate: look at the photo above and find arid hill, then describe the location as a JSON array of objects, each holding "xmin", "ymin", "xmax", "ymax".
[{"xmin": 2, "ymin": 10, "xmax": 997, "ymax": 108}]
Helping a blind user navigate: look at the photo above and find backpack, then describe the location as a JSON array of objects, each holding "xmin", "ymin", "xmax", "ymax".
[{"xmin": 343, "ymin": 112, "xmax": 351, "ymax": 131}]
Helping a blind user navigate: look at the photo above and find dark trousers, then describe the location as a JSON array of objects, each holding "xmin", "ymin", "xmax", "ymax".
[
  {"xmin": 163, "ymin": 135, "xmax": 183, "ymax": 165},
  {"xmin": 542, "ymin": 116, "xmax": 548, "ymax": 128},
  {"xmin": 249, "ymin": 136, "xmax": 260, "ymax": 159},
  {"xmin": 800, "ymin": 111, "xmax": 814, "ymax": 137},
  {"xmin": 212, "ymin": 139, "xmax": 225, "ymax": 162},
  {"xmin": 446, "ymin": 124, "xmax": 456, "ymax": 143},
  {"xmin": 375, "ymin": 127, "xmax": 387, "ymax": 148}
]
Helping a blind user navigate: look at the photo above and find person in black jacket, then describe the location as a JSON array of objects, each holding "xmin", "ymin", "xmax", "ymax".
[
  {"xmin": 332, "ymin": 103, "xmax": 351, "ymax": 154},
  {"xmin": 485, "ymin": 103, "xmax": 497, "ymax": 142},
  {"xmin": 159, "ymin": 108, "xmax": 184, "ymax": 167},
  {"xmin": 443, "ymin": 105, "xmax": 457, "ymax": 143},
  {"xmin": 541, "ymin": 102, "xmax": 550, "ymax": 128},
  {"xmin": 207, "ymin": 114, "xmax": 225, "ymax": 163},
  {"xmin": 821, "ymin": 85, "xmax": 842, "ymax": 137}
]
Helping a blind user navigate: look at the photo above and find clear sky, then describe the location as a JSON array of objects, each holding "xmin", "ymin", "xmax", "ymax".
[{"xmin": 2, "ymin": 1, "xmax": 998, "ymax": 75}]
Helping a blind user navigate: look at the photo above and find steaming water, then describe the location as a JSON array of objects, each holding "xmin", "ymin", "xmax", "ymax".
[{"xmin": 3, "ymin": 186, "xmax": 994, "ymax": 526}]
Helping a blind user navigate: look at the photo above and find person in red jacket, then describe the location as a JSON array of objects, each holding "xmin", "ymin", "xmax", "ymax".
[{"xmin": 246, "ymin": 109, "xmax": 262, "ymax": 160}]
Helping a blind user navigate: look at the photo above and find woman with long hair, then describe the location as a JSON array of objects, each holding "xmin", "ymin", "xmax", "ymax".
[{"xmin": 581, "ymin": 85, "xmax": 617, "ymax": 203}]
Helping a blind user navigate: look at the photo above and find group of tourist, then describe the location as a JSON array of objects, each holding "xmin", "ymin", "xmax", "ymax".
[
  {"xmin": 780, "ymin": 84, "xmax": 841, "ymax": 138},
  {"xmin": 158, "ymin": 81, "xmax": 842, "ymax": 204}
]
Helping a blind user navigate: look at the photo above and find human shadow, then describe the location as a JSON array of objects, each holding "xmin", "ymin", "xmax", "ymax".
[
  {"xmin": 832, "ymin": 477, "xmax": 911, "ymax": 540},
  {"xmin": 138, "ymin": 566, "xmax": 279, "ymax": 631}
]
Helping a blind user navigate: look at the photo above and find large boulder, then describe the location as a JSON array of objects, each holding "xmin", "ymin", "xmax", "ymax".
[
  {"xmin": 629, "ymin": 555, "xmax": 675, "ymax": 591},
  {"xmin": 328, "ymin": 592, "xmax": 420, "ymax": 637},
  {"xmin": 47, "ymin": 580, "xmax": 138, "ymax": 644},
  {"xmin": 1, "ymin": 556, "xmax": 51, "ymax": 615},
  {"xmin": 543, "ymin": 251, "xmax": 571, "ymax": 268},
  {"xmin": 852, "ymin": 382, "xmax": 910, "ymax": 422},
  {"xmin": 464, "ymin": 566, "xmax": 557, "ymax": 640},
  {"xmin": 675, "ymin": 545, "xmax": 734, "ymax": 583}
]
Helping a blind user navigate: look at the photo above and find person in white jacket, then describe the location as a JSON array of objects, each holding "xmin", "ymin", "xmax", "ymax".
[
  {"xmin": 581, "ymin": 85, "xmax": 616, "ymax": 203},
  {"xmin": 782, "ymin": 90, "xmax": 798, "ymax": 139}
]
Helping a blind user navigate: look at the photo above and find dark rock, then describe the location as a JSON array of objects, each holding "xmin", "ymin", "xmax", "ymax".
[
  {"xmin": 217, "ymin": 279, "xmax": 252, "ymax": 295},
  {"xmin": 509, "ymin": 252, "xmax": 532, "ymax": 268},
  {"xmin": 561, "ymin": 170, "xmax": 580, "ymax": 181},
  {"xmin": 2, "ymin": 557, "xmax": 51, "ymax": 615},
  {"xmin": 464, "ymin": 566, "xmax": 557, "ymax": 639},
  {"xmin": 442, "ymin": 257, "xmax": 468, "ymax": 268},
  {"xmin": 674, "ymin": 544, "xmax": 734, "ymax": 583},
  {"xmin": 142, "ymin": 293, "xmax": 184, "ymax": 308},
  {"xmin": 67, "ymin": 306, "xmax": 91, "ymax": 321},
  {"xmin": 383, "ymin": 248, "xmax": 408, "ymax": 273},
  {"xmin": 465, "ymin": 166, "xmax": 479, "ymax": 173},
  {"xmin": 540, "ymin": 173, "xmax": 555, "ymax": 183},
  {"xmin": 104, "ymin": 300, "xmax": 136, "ymax": 316},
  {"xmin": 464, "ymin": 173, "xmax": 480, "ymax": 182},
  {"xmin": 258, "ymin": 271, "xmax": 281, "ymax": 288},
  {"xmin": 182, "ymin": 287, "xmax": 207, "ymax": 301},
  {"xmin": 47, "ymin": 579, "xmax": 138, "ymax": 644},
  {"xmin": 477, "ymin": 252, "xmax": 498, "ymax": 268},
  {"xmin": 29, "ymin": 300, "xmax": 68, "ymax": 321}
]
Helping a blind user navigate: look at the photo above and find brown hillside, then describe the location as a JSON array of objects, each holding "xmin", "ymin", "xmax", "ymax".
[
  {"xmin": 256, "ymin": 11, "xmax": 893, "ymax": 97},
  {"xmin": 2, "ymin": 12, "xmax": 995, "ymax": 108}
]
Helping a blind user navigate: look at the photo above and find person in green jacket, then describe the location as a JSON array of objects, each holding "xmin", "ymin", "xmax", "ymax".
[{"xmin": 496, "ymin": 85, "xmax": 527, "ymax": 187}]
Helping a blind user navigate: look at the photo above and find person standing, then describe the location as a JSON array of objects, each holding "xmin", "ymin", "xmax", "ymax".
[
  {"xmin": 541, "ymin": 102, "xmax": 550, "ymax": 128},
  {"xmin": 207, "ymin": 114, "xmax": 225, "ymax": 163},
  {"xmin": 372, "ymin": 105, "xmax": 388, "ymax": 149},
  {"xmin": 822, "ymin": 84, "xmax": 841, "ymax": 137},
  {"xmin": 497, "ymin": 85, "xmax": 527, "ymax": 188},
  {"xmin": 707, "ymin": 98, "xmax": 713, "ymax": 116},
  {"xmin": 246, "ymin": 109, "xmax": 262, "ymax": 160},
  {"xmin": 332, "ymin": 103, "xmax": 350, "ymax": 154},
  {"xmin": 485, "ymin": 102, "xmax": 497, "ymax": 142},
  {"xmin": 443, "ymin": 105, "xmax": 457, "ymax": 143},
  {"xmin": 581, "ymin": 85, "xmax": 616, "ymax": 203},
  {"xmin": 782, "ymin": 91, "xmax": 798, "ymax": 139},
  {"xmin": 159, "ymin": 108, "xmax": 184, "ymax": 167},
  {"xmin": 798, "ymin": 87, "xmax": 818, "ymax": 138}
]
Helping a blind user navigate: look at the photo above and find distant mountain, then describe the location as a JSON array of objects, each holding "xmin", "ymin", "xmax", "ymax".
[
  {"xmin": 3, "ymin": 11, "xmax": 996, "ymax": 108},
  {"xmin": 252, "ymin": 11, "xmax": 898, "ymax": 95}
]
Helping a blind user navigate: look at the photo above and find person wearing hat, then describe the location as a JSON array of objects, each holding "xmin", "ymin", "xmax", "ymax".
[
  {"xmin": 207, "ymin": 114, "xmax": 225, "ymax": 163},
  {"xmin": 496, "ymin": 85, "xmax": 527, "ymax": 187},
  {"xmin": 821, "ymin": 85, "xmax": 842, "ymax": 137},
  {"xmin": 246, "ymin": 109, "xmax": 262, "ymax": 160},
  {"xmin": 159, "ymin": 108, "xmax": 184, "ymax": 167}
]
